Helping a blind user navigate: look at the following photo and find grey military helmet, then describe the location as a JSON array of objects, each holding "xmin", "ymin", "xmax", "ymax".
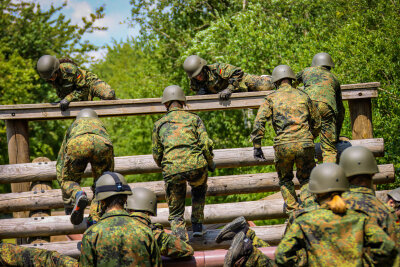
[
  {"xmin": 93, "ymin": 172, "xmax": 132, "ymax": 202},
  {"xmin": 311, "ymin": 52, "xmax": 335, "ymax": 68},
  {"xmin": 183, "ymin": 55, "xmax": 207, "ymax": 79},
  {"xmin": 309, "ymin": 163, "xmax": 349, "ymax": 193},
  {"xmin": 126, "ymin": 187, "xmax": 157, "ymax": 216},
  {"xmin": 388, "ymin": 188, "xmax": 400, "ymax": 202},
  {"xmin": 37, "ymin": 55, "xmax": 60, "ymax": 80},
  {"xmin": 76, "ymin": 108, "xmax": 98, "ymax": 119},
  {"xmin": 339, "ymin": 146, "xmax": 379, "ymax": 178},
  {"xmin": 271, "ymin": 65, "xmax": 296, "ymax": 83},
  {"xmin": 161, "ymin": 85, "xmax": 186, "ymax": 104}
]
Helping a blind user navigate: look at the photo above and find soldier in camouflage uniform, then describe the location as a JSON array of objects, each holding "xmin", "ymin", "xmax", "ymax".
[
  {"xmin": 296, "ymin": 52, "xmax": 345, "ymax": 163},
  {"xmin": 126, "ymin": 187, "xmax": 194, "ymax": 258},
  {"xmin": 80, "ymin": 172, "xmax": 162, "ymax": 266},
  {"xmin": 56, "ymin": 108, "xmax": 114, "ymax": 225},
  {"xmin": 340, "ymin": 146, "xmax": 400, "ymax": 247},
  {"xmin": 0, "ymin": 242, "xmax": 77, "ymax": 267},
  {"xmin": 251, "ymin": 65, "xmax": 321, "ymax": 212},
  {"xmin": 152, "ymin": 85, "xmax": 215, "ymax": 241},
  {"xmin": 37, "ymin": 55, "xmax": 116, "ymax": 111},
  {"xmin": 387, "ymin": 188, "xmax": 400, "ymax": 218},
  {"xmin": 183, "ymin": 55, "xmax": 274, "ymax": 100}
]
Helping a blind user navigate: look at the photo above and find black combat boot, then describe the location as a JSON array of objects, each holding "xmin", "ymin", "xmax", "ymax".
[
  {"xmin": 215, "ymin": 216, "xmax": 249, "ymax": 243},
  {"xmin": 223, "ymin": 231, "xmax": 253, "ymax": 267},
  {"xmin": 70, "ymin": 191, "xmax": 88, "ymax": 225},
  {"xmin": 192, "ymin": 223, "xmax": 204, "ymax": 237}
]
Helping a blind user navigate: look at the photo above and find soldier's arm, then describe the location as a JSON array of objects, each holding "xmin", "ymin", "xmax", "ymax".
[
  {"xmin": 79, "ymin": 235, "xmax": 95, "ymax": 266},
  {"xmin": 308, "ymin": 97, "xmax": 321, "ymax": 139},
  {"xmin": 275, "ymin": 222, "xmax": 304, "ymax": 266},
  {"xmin": 153, "ymin": 225, "xmax": 194, "ymax": 258},
  {"xmin": 152, "ymin": 124, "xmax": 163, "ymax": 167},
  {"xmin": 149, "ymin": 234, "xmax": 163, "ymax": 267},
  {"xmin": 336, "ymin": 81, "xmax": 345, "ymax": 136},
  {"xmin": 56, "ymin": 125, "xmax": 71, "ymax": 178},
  {"xmin": 196, "ymin": 117, "xmax": 214, "ymax": 165},
  {"xmin": 62, "ymin": 67, "xmax": 88, "ymax": 102},
  {"xmin": 250, "ymin": 100, "xmax": 272, "ymax": 148},
  {"xmin": 217, "ymin": 63, "xmax": 244, "ymax": 93}
]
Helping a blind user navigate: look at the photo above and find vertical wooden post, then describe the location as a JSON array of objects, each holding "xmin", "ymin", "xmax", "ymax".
[
  {"xmin": 348, "ymin": 98, "xmax": 373, "ymax": 139},
  {"xmin": 5, "ymin": 119, "xmax": 30, "ymax": 244}
]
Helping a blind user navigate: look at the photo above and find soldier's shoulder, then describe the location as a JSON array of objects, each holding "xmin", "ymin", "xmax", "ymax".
[
  {"xmin": 294, "ymin": 205, "xmax": 319, "ymax": 219},
  {"xmin": 59, "ymin": 62, "xmax": 78, "ymax": 74}
]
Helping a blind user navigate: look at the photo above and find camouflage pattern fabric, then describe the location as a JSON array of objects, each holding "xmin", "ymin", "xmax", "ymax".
[
  {"xmin": 275, "ymin": 205, "xmax": 397, "ymax": 266},
  {"xmin": 241, "ymin": 247, "xmax": 274, "ymax": 267},
  {"xmin": 275, "ymin": 144, "xmax": 316, "ymax": 212},
  {"xmin": 51, "ymin": 62, "xmax": 116, "ymax": 102},
  {"xmin": 250, "ymin": 83, "xmax": 321, "ymax": 148},
  {"xmin": 343, "ymin": 185, "xmax": 400, "ymax": 246},
  {"xmin": 80, "ymin": 209, "xmax": 161, "ymax": 267},
  {"xmin": 297, "ymin": 66, "xmax": 345, "ymax": 163},
  {"xmin": 189, "ymin": 63, "xmax": 273, "ymax": 94},
  {"xmin": 0, "ymin": 243, "xmax": 78, "ymax": 267},
  {"xmin": 245, "ymin": 228, "xmax": 269, "ymax": 248},
  {"xmin": 164, "ymin": 167, "xmax": 208, "ymax": 241},
  {"xmin": 129, "ymin": 212, "xmax": 194, "ymax": 258},
  {"xmin": 152, "ymin": 107, "xmax": 214, "ymax": 177},
  {"xmin": 56, "ymin": 117, "xmax": 114, "ymax": 207}
]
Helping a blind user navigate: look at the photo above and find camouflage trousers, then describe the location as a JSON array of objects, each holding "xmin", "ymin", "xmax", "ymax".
[
  {"xmin": 0, "ymin": 243, "xmax": 78, "ymax": 267},
  {"xmin": 57, "ymin": 134, "xmax": 114, "ymax": 208},
  {"xmin": 246, "ymin": 228, "xmax": 269, "ymax": 248},
  {"xmin": 239, "ymin": 74, "xmax": 274, "ymax": 92},
  {"xmin": 242, "ymin": 247, "xmax": 273, "ymax": 267},
  {"xmin": 152, "ymin": 223, "xmax": 194, "ymax": 258},
  {"xmin": 88, "ymin": 80, "xmax": 116, "ymax": 101},
  {"xmin": 274, "ymin": 143, "xmax": 316, "ymax": 212},
  {"xmin": 164, "ymin": 167, "xmax": 208, "ymax": 240},
  {"xmin": 315, "ymin": 101, "xmax": 338, "ymax": 163}
]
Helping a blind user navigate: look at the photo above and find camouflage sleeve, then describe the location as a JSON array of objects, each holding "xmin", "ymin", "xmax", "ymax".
[
  {"xmin": 79, "ymin": 234, "xmax": 95, "ymax": 266},
  {"xmin": 149, "ymin": 233, "xmax": 163, "ymax": 267},
  {"xmin": 216, "ymin": 63, "xmax": 244, "ymax": 92},
  {"xmin": 364, "ymin": 217, "xmax": 398, "ymax": 265},
  {"xmin": 275, "ymin": 222, "xmax": 304, "ymax": 266},
  {"xmin": 56, "ymin": 125, "xmax": 71, "ymax": 178},
  {"xmin": 189, "ymin": 79, "xmax": 199, "ymax": 93},
  {"xmin": 153, "ymin": 226, "xmax": 194, "ymax": 258},
  {"xmin": 308, "ymin": 97, "xmax": 321, "ymax": 139},
  {"xmin": 196, "ymin": 117, "xmax": 214, "ymax": 166},
  {"xmin": 152, "ymin": 124, "xmax": 163, "ymax": 167},
  {"xmin": 335, "ymin": 81, "xmax": 345, "ymax": 137},
  {"xmin": 250, "ymin": 99, "xmax": 272, "ymax": 148},
  {"xmin": 63, "ymin": 67, "xmax": 88, "ymax": 102}
]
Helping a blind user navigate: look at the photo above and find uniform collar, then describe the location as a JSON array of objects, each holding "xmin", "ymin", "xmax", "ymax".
[
  {"xmin": 277, "ymin": 83, "xmax": 293, "ymax": 91},
  {"xmin": 349, "ymin": 185, "xmax": 375, "ymax": 196},
  {"xmin": 101, "ymin": 209, "xmax": 129, "ymax": 220},
  {"xmin": 168, "ymin": 107, "xmax": 184, "ymax": 112},
  {"xmin": 129, "ymin": 211, "xmax": 151, "ymax": 225}
]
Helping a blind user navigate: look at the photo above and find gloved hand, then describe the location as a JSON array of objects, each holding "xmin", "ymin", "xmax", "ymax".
[
  {"xmin": 208, "ymin": 161, "xmax": 216, "ymax": 172},
  {"xmin": 254, "ymin": 147, "xmax": 266, "ymax": 162},
  {"xmin": 60, "ymin": 99, "xmax": 70, "ymax": 111},
  {"xmin": 219, "ymin": 88, "xmax": 232, "ymax": 100},
  {"xmin": 197, "ymin": 87, "xmax": 208, "ymax": 95}
]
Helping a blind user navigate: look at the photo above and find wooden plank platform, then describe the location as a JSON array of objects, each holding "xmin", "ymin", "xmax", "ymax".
[{"xmin": 0, "ymin": 83, "xmax": 379, "ymax": 121}]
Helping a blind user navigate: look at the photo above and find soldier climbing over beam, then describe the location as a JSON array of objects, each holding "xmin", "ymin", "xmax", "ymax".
[
  {"xmin": 183, "ymin": 55, "xmax": 274, "ymax": 100},
  {"xmin": 296, "ymin": 52, "xmax": 345, "ymax": 163},
  {"xmin": 152, "ymin": 85, "xmax": 215, "ymax": 241},
  {"xmin": 251, "ymin": 65, "xmax": 321, "ymax": 213},
  {"xmin": 37, "ymin": 55, "xmax": 116, "ymax": 111},
  {"xmin": 57, "ymin": 108, "xmax": 114, "ymax": 225}
]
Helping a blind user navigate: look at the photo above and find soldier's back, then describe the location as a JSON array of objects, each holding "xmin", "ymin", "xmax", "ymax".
[{"xmin": 68, "ymin": 117, "xmax": 111, "ymax": 143}]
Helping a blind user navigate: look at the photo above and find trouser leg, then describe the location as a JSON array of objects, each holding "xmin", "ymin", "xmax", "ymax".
[
  {"xmin": 316, "ymin": 101, "xmax": 337, "ymax": 163},
  {"xmin": 188, "ymin": 167, "xmax": 208, "ymax": 225},
  {"xmin": 90, "ymin": 80, "xmax": 116, "ymax": 100}
]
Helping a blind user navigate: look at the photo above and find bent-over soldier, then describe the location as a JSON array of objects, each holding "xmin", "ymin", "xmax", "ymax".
[
  {"xmin": 251, "ymin": 65, "xmax": 321, "ymax": 212},
  {"xmin": 296, "ymin": 52, "xmax": 345, "ymax": 163},
  {"xmin": 37, "ymin": 55, "xmax": 116, "ymax": 111},
  {"xmin": 152, "ymin": 85, "xmax": 215, "ymax": 241},
  {"xmin": 56, "ymin": 108, "xmax": 114, "ymax": 225},
  {"xmin": 183, "ymin": 55, "xmax": 274, "ymax": 100}
]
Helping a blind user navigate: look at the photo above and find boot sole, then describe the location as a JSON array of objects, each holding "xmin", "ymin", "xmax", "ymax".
[
  {"xmin": 70, "ymin": 196, "xmax": 88, "ymax": 225},
  {"xmin": 224, "ymin": 232, "xmax": 245, "ymax": 267},
  {"xmin": 216, "ymin": 216, "xmax": 247, "ymax": 243}
]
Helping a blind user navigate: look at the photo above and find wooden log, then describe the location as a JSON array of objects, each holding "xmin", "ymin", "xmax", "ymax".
[
  {"xmin": 349, "ymin": 98, "xmax": 373, "ymax": 139},
  {"xmin": 0, "ymin": 164, "xmax": 394, "ymax": 213},
  {"xmin": 22, "ymin": 225, "xmax": 285, "ymax": 258},
  {"xmin": 0, "ymin": 138, "xmax": 384, "ymax": 184},
  {"xmin": 0, "ymin": 83, "xmax": 379, "ymax": 121}
]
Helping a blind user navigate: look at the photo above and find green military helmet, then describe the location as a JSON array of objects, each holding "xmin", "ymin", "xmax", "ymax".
[
  {"xmin": 93, "ymin": 172, "xmax": 132, "ymax": 202},
  {"xmin": 76, "ymin": 108, "xmax": 98, "ymax": 119},
  {"xmin": 388, "ymin": 187, "xmax": 400, "ymax": 202},
  {"xmin": 311, "ymin": 52, "xmax": 335, "ymax": 68},
  {"xmin": 126, "ymin": 187, "xmax": 157, "ymax": 216},
  {"xmin": 183, "ymin": 55, "xmax": 207, "ymax": 79},
  {"xmin": 271, "ymin": 65, "xmax": 296, "ymax": 83},
  {"xmin": 161, "ymin": 85, "xmax": 187, "ymax": 104},
  {"xmin": 339, "ymin": 146, "xmax": 379, "ymax": 177},
  {"xmin": 309, "ymin": 163, "xmax": 349, "ymax": 193},
  {"xmin": 37, "ymin": 55, "xmax": 60, "ymax": 79}
]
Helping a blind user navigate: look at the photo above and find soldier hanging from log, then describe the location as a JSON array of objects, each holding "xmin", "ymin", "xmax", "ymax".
[{"xmin": 183, "ymin": 55, "xmax": 274, "ymax": 100}]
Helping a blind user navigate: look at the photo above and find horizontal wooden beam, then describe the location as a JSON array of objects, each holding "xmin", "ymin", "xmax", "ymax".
[
  {"xmin": 22, "ymin": 225, "xmax": 285, "ymax": 258},
  {"xmin": 0, "ymin": 190, "xmax": 389, "ymax": 238},
  {"xmin": 0, "ymin": 164, "xmax": 393, "ymax": 213},
  {"xmin": 0, "ymin": 83, "xmax": 379, "ymax": 121},
  {"xmin": 0, "ymin": 138, "xmax": 384, "ymax": 184}
]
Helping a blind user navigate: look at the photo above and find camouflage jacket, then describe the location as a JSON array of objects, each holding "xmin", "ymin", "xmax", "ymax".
[
  {"xmin": 129, "ymin": 212, "xmax": 194, "ymax": 258},
  {"xmin": 342, "ymin": 185, "xmax": 400, "ymax": 246},
  {"xmin": 189, "ymin": 63, "xmax": 244, "ymax": 94},
  {"xmin": 275, "ymin": 206, "xmax": 397, "ymax": 266},
  {"xmin": 296, "ymin": 66, "xmax": 344, "ymax": 116},
  {"xmin": 80, "ymin": 209, "xmax": 162, "ymax": 267},
  {"xmin": 152, "ymin": 107, "xmax": 214, "ymax": 177},
  {"xmin": 251, "ymin": 83, "xmax": 321, "ymax": 148},
  {"xmin": 56, "ymin": 118, "xmax": 112, "ymax": 177},
  {"xmin": 51, "ymin": 62, "xmax": 103, "ymax": 102}
]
